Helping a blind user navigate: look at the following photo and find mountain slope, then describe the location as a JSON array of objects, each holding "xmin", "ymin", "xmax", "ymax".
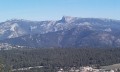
[
  {"xmin": 1, "ymin": 26, "xmax": 120, "ymax": 48},
  {"xmin": 0, "ymin": 16, "xmax": 120, "ymax": 48},
  {"xmin": 0, "ymin": 16, "xmax": 81, "ymax": 40}
]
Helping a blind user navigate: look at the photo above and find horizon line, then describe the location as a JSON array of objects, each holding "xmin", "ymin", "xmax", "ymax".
[{"xmin": 1, "ymin": 16, "xmax": 120, "ymax": 22}]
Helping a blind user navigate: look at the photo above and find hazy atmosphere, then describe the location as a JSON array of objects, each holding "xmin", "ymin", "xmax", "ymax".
[{"xmin": 0, "ymin": 0, "xmax": 120, "ymax": 22}]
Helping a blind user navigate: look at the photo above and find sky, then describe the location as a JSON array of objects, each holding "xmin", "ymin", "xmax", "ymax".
[{"xmin": 0, "ymin": 0, "xmax": 120, "ymax": 22}]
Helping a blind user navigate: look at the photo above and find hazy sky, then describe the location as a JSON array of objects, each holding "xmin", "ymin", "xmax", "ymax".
[{"xmin": 0, "ymin": 0, "xmax": 120, "ymax": 22}]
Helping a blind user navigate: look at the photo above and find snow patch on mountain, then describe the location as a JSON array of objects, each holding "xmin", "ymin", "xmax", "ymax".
[
  {"xmin": 10, "ymin": 23, "xmax": 19, "ymax": 31},
  {"xmin": 30, "ymin": 26, "xmax": 37, "ymax": 31},
  {"xmin": 104, "ymin": 28, "xmax": 112, "ymax": 32}
]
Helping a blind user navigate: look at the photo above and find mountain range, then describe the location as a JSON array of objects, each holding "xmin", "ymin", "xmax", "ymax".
[{"xmin": 0, "ymin": 16, "xmax": 120, "ymax": 48}]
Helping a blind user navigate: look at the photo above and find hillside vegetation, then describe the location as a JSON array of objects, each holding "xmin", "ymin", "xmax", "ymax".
[{"xmin": 0, "ymin": 48, "xmax": 120, "ymax": 72}]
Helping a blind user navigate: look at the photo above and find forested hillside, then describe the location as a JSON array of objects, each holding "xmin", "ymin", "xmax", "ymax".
[{"xmin": 0, "ymin": 48, "xmax": 120, "ymax": 72}]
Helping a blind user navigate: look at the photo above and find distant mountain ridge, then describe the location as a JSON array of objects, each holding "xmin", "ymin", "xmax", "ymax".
[{"xmin": 0, "ymin": 16, "xmax": 120, "ymax": 48}]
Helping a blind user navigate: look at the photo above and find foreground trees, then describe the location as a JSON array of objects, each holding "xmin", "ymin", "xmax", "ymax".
[
  {"xmin": 0, "ymin": 60, "xmax": 3, "ymax": 72},
  {"xmin": 0, "ymin": 59, "xmax": 12, "ymax": 72},
  {"xmin": 0, "ymin": 48, "xmax": 120, "ymax": 72}
]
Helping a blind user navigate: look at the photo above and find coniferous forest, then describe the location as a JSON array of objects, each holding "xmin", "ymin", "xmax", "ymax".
[{"xmin": 0, "ymin": 48, "xmax": 120, "ymax": 72}]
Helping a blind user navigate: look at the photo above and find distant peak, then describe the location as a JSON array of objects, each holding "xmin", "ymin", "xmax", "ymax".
[
  {"xmin": 62, "ymin": 16, "xmax": 74, "ymax": 19},
  {"xmin": 60, "ymin": 16, "xmax": 77, "ymax": 23},
  {"xmin": 6, "ymin": 19, "xmax": 31, "ymax": 23},
  {"xmin": 7, "ymin": 19, "xmax": 24, "ymax": 21},
  {"xmin": 62, "ymin": 16, "xmax": 75, "ymax": 20}
]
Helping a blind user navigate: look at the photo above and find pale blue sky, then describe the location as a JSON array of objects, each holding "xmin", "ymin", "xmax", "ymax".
[{"xmin": 0, "ymin": 0, "xmax": 120, "ymax": 22}]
